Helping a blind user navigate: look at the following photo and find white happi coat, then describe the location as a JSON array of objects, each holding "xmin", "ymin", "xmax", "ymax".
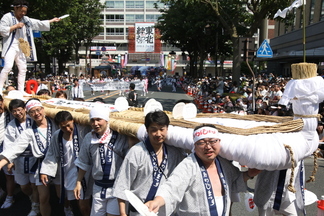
[
  {"xmin": 3, "ymin": 117, "xmax": 35, "ymax": 174},
  {"xmin": 0, "ymin": 12, "xmax": 51, "ymax": 61},
  {"xmin": 0, "ymin": 118, "xmax": 58, "ymax": 167},
  {"xmin": 74, "ymin": 129, "xmax": 128, "ymax": 187},
  {"xmin": 156, "ymin": 154, "xmax": 247, "ymax": 216},
  {"xmin": 40, "ymin": 124, "xmax": 91, "ymax": 191},
  {"xmin": 113, "ymin": 142, "xmax": 186, "ymax": 216}
]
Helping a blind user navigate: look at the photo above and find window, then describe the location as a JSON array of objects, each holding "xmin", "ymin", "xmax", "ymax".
[
  {"xmin": 106, "ymin": 14, "xmax": 124, "ymax": 22},
  {"xmin": 126, "ymin": 1, "xmax": 144, "ymax": 8},
  {"xmin": 321, "ymin": 0, "xmax": 324, "ymax": 21},
  {"xmin": 146, "ymin": 14, "xmax": 160, "ymax": 22},
  {"xmin": 106, "ymin": 1, "xmax": 124, "ymax": 8},
  {"xmin": 146, "ymin": 1, "xmax": 165, "ymax": 9},
  {"xmin": 309, "ymin": 0, "xmax": 316, "ymax": 24},
  {"xmin": 106, "ymin": 28, "xmax": 124, "ymax": 35},
  {"xmin": 126, "ymin": 14, "xmax": 144, "ymax": 22}
]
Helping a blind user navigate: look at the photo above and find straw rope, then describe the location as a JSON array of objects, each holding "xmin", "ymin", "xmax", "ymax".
[
  {"xmin": 306, "ymin": 150, "xmax": 318, "ymax": 183},
  {"xmin": 284, "ymin": 144, "xmax": 296, "ymax": 193},
  {"xmin": 2, "ymin": 98, "xmax": 305, "ymax": 136},
  {"xmin": 196, "ymin": 113, "xmax": 293, "ymax": 123},
  {"xmin": 294, "ymin": 114, "xmax": 322, "ymax": 121},
  {"xmin": 18, "ymin": 38, "xmax": 31, "ymax": 57}
]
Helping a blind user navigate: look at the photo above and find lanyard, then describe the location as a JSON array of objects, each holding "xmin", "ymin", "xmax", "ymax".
[
  {"xmin": 22, "ymin": 16, "xmax": 34, "ymax": 61},
  {"xmin": 32, "ymin": 117, "xmax": 52, "ymax": 154},
  {"xmin": 16, "ymin": 117, "xmax": 32, "ymax": 173},
  {"xmin": 15, "ymin": 117, "xmax": 31, "ymax": 134},
  {"xmin": 58, "ymin": 124, "xmax": 84, "ymax": 203},
  {"xmin": 195, "ymin": 154, "xmax": 227, "ymax": 216},
  {"xmin": 144, "ymin": 137, "xmax": 168, "ymax": 202},
  {"xmin": 98, "ymin": 130, "xmax": 118, "ymax": 198}
]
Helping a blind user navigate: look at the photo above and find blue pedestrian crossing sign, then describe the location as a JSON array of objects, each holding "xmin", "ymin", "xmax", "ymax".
[{"xmin": 257, "ymin": 40, "xmax": 273, "ymax": 58}]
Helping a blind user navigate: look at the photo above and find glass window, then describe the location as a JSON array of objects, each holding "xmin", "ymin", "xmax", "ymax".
[
  {"xmin": 135, "ymin": 14, "xmax": 144, "ymax": 22},
  {"xmin": 126, "ymin": 1, "xmax": 135, "ymax": 8},
  {"xmin": 135, "ymin": 1, "xmax": 144, "ymax": 8},
  {"xmin": 106, "ymin": 28, "xmax": 124, "ymax": 35},
  {"xmin": 106, "ymin": 1, "xmax": 124, "ymax": 8},
  {"xmin": 309, "ymin": 0, "xmax": 315, "ymax": 24},
  {"xmin": 321, "ymin": 0, "xmax": 324, "ymax": 21},
  {"xmin": 126, "ymin": 14, "xmax": 135, "ymax": 22}
]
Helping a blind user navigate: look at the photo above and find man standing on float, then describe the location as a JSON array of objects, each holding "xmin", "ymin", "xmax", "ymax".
[{"xmin": 0, "ymin": 0, "xmax": 61, "ymax": 95}]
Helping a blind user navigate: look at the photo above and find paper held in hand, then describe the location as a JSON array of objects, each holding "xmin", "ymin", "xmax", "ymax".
[
  {"xmin": 124, "ymin": 190, "xmax": 157, "ymax": 216},
  {"xmin": 59, "ymin": 14, "xmax": 69, "ymax": 19}
]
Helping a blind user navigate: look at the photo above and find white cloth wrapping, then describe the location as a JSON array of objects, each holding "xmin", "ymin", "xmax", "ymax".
[{"xmin": 0, "ymin": 12, "xmax": 51, "ymax": 61}]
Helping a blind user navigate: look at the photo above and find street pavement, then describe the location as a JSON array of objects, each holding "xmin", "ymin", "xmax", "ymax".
[{"xmin": 1, "ymin": 85, "xmax": 323, "ymax": 215}]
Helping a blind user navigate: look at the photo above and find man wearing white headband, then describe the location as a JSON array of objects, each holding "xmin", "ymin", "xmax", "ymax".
[
  {"xmin": 113, "ymin": 110, "xmax": 186, "ymax": 216},
  {"xmin": 146, "ymin": 124, "xmax": 260, "ymax": 216},
  {"xmin": 74, "ymin": 106, "xmax": 129, "ymax": 216},
  {"xmin": 0, "ymin": 0, "xmax": 61, "ymax": 95},
  {"xmin": 0, "ymin": 98, "xmax": 58, "ymax": 216}
]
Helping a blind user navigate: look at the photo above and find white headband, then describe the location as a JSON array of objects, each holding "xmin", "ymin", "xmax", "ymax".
[
  {"xmin": 193, "ymin": 126, "xmax": 219, "ymax": 143},
  {"xmin": 26, "ymin": 100, "xmax": 43, "ymax": 112},
  {"xmin": 90, "ymin": 106, "xmax": 109, "ymax": 121}
]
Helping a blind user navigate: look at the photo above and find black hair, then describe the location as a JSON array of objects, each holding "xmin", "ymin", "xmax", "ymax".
[
  {"xmin": 129, "ymin": 83, "xmax": 135, "ymax": 90},
  {"xmin": 0, "ymin": 95, "xmax": 3, "ymax": 102},
  {"xmin": 92, "ymin": 97, "xmax": 105, "ymax": 103},
  {"xmin": 37, "ymin": 89, "xmax": 51, "ymax": 96},
  {"xmin": 54, "ymin": 111, "xmax": 73, "ymax": 125},
  {"xmin": 9, "ymin": 99, "xmax": 25, "ymax": 112},
  {"xmin": 144, "ymin": 110, "xmax": 170, "ymax": 129},
  {"xmin": 55, "ymin": 90, "xmax": 67, "ymax": 99},
  {"xmin": 73, "ymin": 78, "xmax": 79, "ymax": 83},
  {"xmin": 193, "ymin": 124, "xmax": 217, "ymax": 132},
  {"xmin": 12, "ymin": 0, "xmax": 29, "ymax": 7}
]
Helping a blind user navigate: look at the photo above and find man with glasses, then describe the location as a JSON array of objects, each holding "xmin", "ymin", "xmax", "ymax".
[
  {"xmin": 113, "ymin": 110, "xmax": 186, "ymax": 216},
  {"xmin": 0, "ymin": 98, "xmax": 59, "ymax": 216},
  {"xmin": 146, "ymin": 124, "xmax": 260, "ymax": 215}
]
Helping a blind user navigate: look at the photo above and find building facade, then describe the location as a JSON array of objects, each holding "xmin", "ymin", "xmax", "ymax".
[{"xmin": 268, "ymin": 0, "xmax": 324, "ymax": 76}]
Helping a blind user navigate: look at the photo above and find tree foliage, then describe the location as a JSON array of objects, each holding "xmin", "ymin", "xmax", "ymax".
[
  {"xmin": 156, "ymin": 1, "xmax": 232, "ymax": 77},
  {"xmin": 159, "ymin": 0, "xmax": 293, "ymax": 80}
]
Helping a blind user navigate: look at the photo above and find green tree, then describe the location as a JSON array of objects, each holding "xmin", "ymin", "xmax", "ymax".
[
  {"xmin": 156, "ymin": 1, "xmax": 232, "ymax": 77},
  {"xmin": 160, "ymin": 0, "xmax": 292, "ymax": 81}
]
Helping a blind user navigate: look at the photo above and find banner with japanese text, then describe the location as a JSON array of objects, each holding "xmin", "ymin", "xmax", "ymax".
[{"xmin": 135, "ymin": 23, "xmax": 155, "ymax": 52}]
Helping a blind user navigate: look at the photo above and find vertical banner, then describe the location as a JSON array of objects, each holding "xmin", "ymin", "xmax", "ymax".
[
  {"xmin": 135, "ymin": 23, "xmax": 155, "ymax": 52},
  {"xmin": 160, "ymin": 52, "xmax": 165, "ymax": 67}
]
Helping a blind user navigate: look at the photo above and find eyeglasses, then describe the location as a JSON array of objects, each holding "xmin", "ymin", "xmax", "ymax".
[
  {"xmin": 28, "ymin": 108, "xmax": 43, "ymax": 115},
  {"xmin": 12, "ymin": 107, "xmax": 24, "ymax": 115},
  {"xmin": 195, "ymin": 139, "xmax": 220, "ymax": 147}
]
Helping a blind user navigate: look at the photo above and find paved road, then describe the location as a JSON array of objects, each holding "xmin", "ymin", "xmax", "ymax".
[
  {"xmin": 81, "ymin": 84, "xmax": 193, "ymax": 111},
  {"xmin": 1, "ymin": 85, "xmax": 324, "ymax": 215}
]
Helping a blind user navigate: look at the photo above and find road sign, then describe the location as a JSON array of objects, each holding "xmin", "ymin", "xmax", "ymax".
[
  {"xmin": 33, "ymin": 30, "xmax": 42, "ymax": 38},
  {"xmin": 257, "ymin": 40, "xmax": 273, "ymax": 58}
]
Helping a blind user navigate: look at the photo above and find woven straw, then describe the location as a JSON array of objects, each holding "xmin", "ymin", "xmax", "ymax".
[
  {"xmin": 291, "ymin": 63, "xmax": 317, "ymax": 79},
  {"xmin": 18, "ymin": 38, "xmax": 31, "ymax": 57},
  {"xmin": 2, "ymin": 97, "xmax": 305, "ymax": 136},
  {"xmin": 196, "ymin": 113, "xmax": 293, "ymax": 123}
]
